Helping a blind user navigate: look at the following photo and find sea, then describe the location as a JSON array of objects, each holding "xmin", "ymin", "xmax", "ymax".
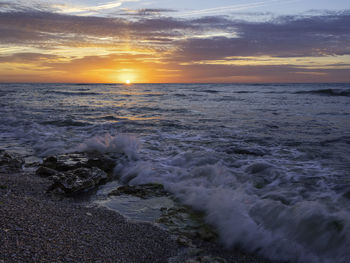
[{"xmin": 1, "ymin": 83, "xmax": 350, "ymax": 262}]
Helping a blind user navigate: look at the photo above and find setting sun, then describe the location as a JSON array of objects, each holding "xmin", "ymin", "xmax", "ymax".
[{"xmin": 125, "ymin": 80, "xmax": 130, "ymax": 84}]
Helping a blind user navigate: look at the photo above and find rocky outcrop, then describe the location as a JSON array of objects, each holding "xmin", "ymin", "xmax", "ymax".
[
  {"xmin": 0, "ymin": 150, "xmax": 24, "ymax": 172},
  {"xmin": 40, "ymin": 152, "xmax": 118, "ymax": 173},
  {"xmin": 47, "ymin": 167, "xmax": 108, "ymax": 195},
  {"xmin": 36, "ymin": 152, "xmax": 123, "ymax": 196},
  {"xmin": 108, "ymin": 183, "xmax": 167, "ymax": 199}
]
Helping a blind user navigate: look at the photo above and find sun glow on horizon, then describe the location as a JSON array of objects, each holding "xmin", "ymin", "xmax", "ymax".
[{"xmin": 117, "ymin": 70, "xmax": 138, "ymax": 84}]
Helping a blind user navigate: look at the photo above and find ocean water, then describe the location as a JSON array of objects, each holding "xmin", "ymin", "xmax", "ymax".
[{"xmin": 1, "ymin": 83, "xmax": 350, "ymax": 262}]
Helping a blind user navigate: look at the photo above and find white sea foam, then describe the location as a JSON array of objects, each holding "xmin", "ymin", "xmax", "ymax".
[
  {"xmin": 78, "ymin": 133, "xmax": 140, "ymax": 160},
  {"xmin": 113, "ymin": 145, "xmax": 350, "ymax": 263}
]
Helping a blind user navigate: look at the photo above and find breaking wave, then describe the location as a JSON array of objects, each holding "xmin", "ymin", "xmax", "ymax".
[
  {"xmin": 77, "ymin": 134, "xmax": 140, "ymax": 160},
  {"xmin": 112, "ymin": 143, "xmax": 350, "ymax": 263},
  {"xmin": 49, "ymin": 91, "xmax": 101, "ymax": 96},
  {"xmin": 295, "ymin": 89, "xmax": 350, "ymax": 97}
]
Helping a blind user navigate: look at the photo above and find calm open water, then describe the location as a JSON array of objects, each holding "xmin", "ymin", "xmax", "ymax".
[{"xmin": 1, "ymin": 83, "xmax": 350, "ymax": 262}]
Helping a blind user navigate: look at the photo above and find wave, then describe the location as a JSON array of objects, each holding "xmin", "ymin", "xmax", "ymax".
[
  {"xmin": 49, "ymin": 91, "xmax": 101, "ymax": 96},
  {"xmin": 41, "ymin": 119, "xmax": 90, "ymax": 127},
  {"xmin": 111, "ymin": 143, "xmax": 350, "ymax": 263},
  {"xmin": 295, "ymin": 89, "xmax": 350, "ymax": 97},
  {"xmin": 199, "ymin": 90, "xmax": 220, "ymax": 94},
  {"xmin": 77, "ymin": 134, "xmax": 140, "ymax": 160},
  {"xmin": 235, "ymin": 90, "xmax": 255, "ymax": 94},
  {"xmin": 174, "ymin": 93, "xmax": 186, "ymax": 97},
  {"xmin": 99, "ymin": 115, "xmax": 121, "ymax": 121}
]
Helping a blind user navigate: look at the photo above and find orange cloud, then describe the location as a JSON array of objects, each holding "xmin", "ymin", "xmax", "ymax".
[{"xmin": 0, "ymin": 8, "xmax": 349, "ymax": 83}]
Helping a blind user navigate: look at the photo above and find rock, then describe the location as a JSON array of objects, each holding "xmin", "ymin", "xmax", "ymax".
[
  {"xmin": 246, "ymin": 162, "xmax": 273, "ymax": 174},
  {"xmin": 0, "ymin": 150, "xmax": 24, "ymax": 171},
  {"xmin": 187, "ymin": 248, "xmax": 203, "ymax": 257},
  {"xmin": 86, "ymin": 156, "xmax": 116, "ymax": 173},
  {"xmin": 158, "ymin": 206, "xmax": 218, "ymax": 242},
  {"xmin": 108, "ymin": 183, "xmax": 167, "ymax": 199},
  {"xmin": 197, "ymin": 227, "xmax": 217, "ymax": 241},
  {"xmin": 41, "ymin": 154, "xmax": 83, "ymax": 172},
  {"xmin": 37, "ymin": 152, "xmax": 123, "ymax": 196},
  {"xmin": 41, "ymin": 152, "xmax": 120, "ymax": 173},
  {"xmin": 185, "ymin": 256, "xmax": 227, "ymax": 263},
  {"xmin": 343, "ymin": 190, "xmax": 350, "ymax": 199},
  {"xmin": 177, "ymin": 235, "xmax": 194, "ymax": 247},
  {"xmin": 329, "ymin": 220, "xmax": 344, "ymax": 233},
  {"xmin": 47, "ymin": 167, "xmax": 108, "ymax": 195},
  {"xmin": 36, "ymin": 166, "xmax": 58, "ymax": 178}
]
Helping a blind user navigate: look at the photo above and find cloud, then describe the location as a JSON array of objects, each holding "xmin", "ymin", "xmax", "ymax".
[
  {"xmin": 51, "ymin": 1, "xmax": 123, "ymax": 14},
  {"xmin": 174, "ymin": 11, "xmax": 350, "ymax": 61},
  {"xmin": 118, "ymin": 8, "xmax": 177, "ymax": 17},
  {"xmin": 1, "ymin": 8, "xmax": 348, "ymax": 57},
  {"xmin": 176, "ymin": 0, "xmax": 301, "ymax": 17},
  {"xmin": 0, "ymin": 0, "xmax": 141, "ymax": 15},
  {"xmin": 0, "ymin": 52, "xmax": 61, "ymax": 63},
  {"xmin": 0, "ymin": 6, "xmax": 349, "ymax": 82}
]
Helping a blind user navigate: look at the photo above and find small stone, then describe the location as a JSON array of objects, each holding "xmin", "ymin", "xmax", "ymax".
[
  {"xmin": 186, "ymin": 256, "xmax": 227, "ymax": 263},
  {"xmin": 0, "ymin": 150, "xmax": 24, "ymax": 170},
  {"xmin": 197, "ymin": 227, "xmax": 217, "ymax": 241},
  {"xmin": 36, "ymin": 166, "xmax": 58, "ymax": 178},
  {"xmin": 177, "ymin": 235, "xmax": 193, "ymax": 247},
  {"xmin": 343, "ymin": 190, "xmax": 350, "ymax": 199}
]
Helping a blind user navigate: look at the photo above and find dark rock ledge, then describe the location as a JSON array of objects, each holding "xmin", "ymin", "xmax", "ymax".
[{"xmin": 36, "ymin": 152, "xmax": 122, "ymax": 196}]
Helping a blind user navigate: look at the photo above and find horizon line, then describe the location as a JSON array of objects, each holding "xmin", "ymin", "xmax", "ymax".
[{"xmin": 1, "ymin": 82, "xmax": 349, "ymax": 85}]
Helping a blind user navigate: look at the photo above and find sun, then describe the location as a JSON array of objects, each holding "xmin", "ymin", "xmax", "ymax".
[{"xmin": 118, "ymin": 71, "xmax": 136, "ymax": 84}]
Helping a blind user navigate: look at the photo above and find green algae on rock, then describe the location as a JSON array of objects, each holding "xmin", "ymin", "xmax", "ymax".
[{"xmin": 108, "ymin": 183, "xmax": 168, "ymax": 199}]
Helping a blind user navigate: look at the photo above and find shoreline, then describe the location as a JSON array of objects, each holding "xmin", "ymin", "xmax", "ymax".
[{"xmin": 0, "ymin": 152, "xmax": 271, "ymax": 263}]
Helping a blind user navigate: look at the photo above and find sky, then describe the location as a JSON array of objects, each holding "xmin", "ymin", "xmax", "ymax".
[{"xmin": 0, "ymin": 0, "xmax": 349, "ymax": 83}]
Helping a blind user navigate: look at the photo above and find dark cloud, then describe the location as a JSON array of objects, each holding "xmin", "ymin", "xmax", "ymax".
[
  {"xmin": 177, "ymin": 63, "xmax": 350, "ymax": 83},
  {"xmin": 0, "ymin": 8, "xmax": 349, "ymax": 59},
  {"xmin": 0, "ymin": 11, "xmax": 199, "ymax": 45},
  {"xmin": 0, "ymin": 6, "xmax": 349, "ymax": 82},
  {"xmin": 175, "ymin": 11, "xmax": 350, "ymax": 61},
  {"xmin": 0, "ymin": 12, "xmax": 128, "ymax": 39}
]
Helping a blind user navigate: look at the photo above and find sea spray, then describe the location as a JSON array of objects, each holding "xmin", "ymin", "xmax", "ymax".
[{"xmin": 77, "ymin": 133, "xmax": 140, "ymax": 160}]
